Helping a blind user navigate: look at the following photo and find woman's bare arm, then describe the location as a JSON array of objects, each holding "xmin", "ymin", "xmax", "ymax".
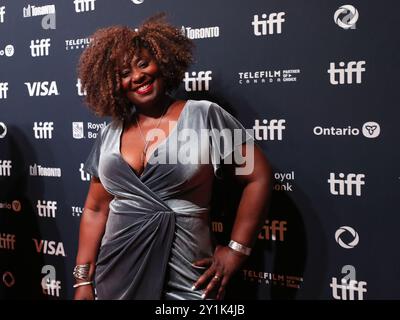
[{"xmin": 74, "ymin": 176, "xmax": 113, "ymax": 299}]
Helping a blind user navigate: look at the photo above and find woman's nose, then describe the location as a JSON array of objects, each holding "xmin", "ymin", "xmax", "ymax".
[{"xmin": 131, "ymin": 69, "xmax": 145, "ymax": 83}]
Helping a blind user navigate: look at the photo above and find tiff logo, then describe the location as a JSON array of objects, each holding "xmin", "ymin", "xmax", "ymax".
[
  {"xmin": 258, "ymin": 220, "xmax": 287, "ymax": 241},
  {"xmin": 328, "ymin": 61, "xmax": 366, "ymax": 85},
  {"xmin": 25, "ymin": 81, "xmax": 59, "ymax": 96},
  {"xmin": 331, "ymin": 278, "xmax": 367, "ymax": 300},
  {"xmin": 41, "ymin": 265, "xmax": 61, "ymax": 297},
  {"xmin": 33, "ymin": 122, "xmax": 54, "ymax": 139},
  {"xmin": 252, "ymin": 12, "xmax": 285, "ymax": 36},
  {"xmin": 0, "ymin": 6, "xmax": 5, "ymax": 23},
  {"xmin": 0, "ymin": 82, "xmax": 8, "ymax": 99},
  {"xmin": 74, "ymin": 0, "xmax": 96, "ymax": 12},
  {"xmin": 76, "ymin": 78, "xmax": 87, "ymax": 96},
  {"xmin": 330, "ymin": 265, "xmax": 367, "ymax": 300},
  {"xmin": 0, "ymin": 234, "xmax": 16, "ymax": 250},
  {"xmin": 253, "ymin": 119, "xmax": 286, "ymax": 141},
  {"xmin": 37, "ymin": 200, "xmax": 57, "ymax": 218},
  {"xmin": 80, "ymin": 163, "xmax": 91, "ymax": 181},
  {"xmin": 30, "ymin": 39, "xmax": 51, "ymax": 57},
  {"xmin": 328, "ymin": 173, "xmax": 365, "ymax": 196},
  {"xmin": 0, "ymin": 160, "xmax": 12, "ymax": 176},
  {"xmin": 183, "ymin": 71, "xmax": 212, "ymax": 91}
]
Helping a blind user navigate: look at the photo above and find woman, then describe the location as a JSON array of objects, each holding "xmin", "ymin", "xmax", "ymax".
[{"xmin": 74, "ymin": 14, "xmax": 272, "ymax": 300}]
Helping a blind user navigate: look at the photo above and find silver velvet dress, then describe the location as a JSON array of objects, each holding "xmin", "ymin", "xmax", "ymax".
[{"xmin": 83, "ymin": 100, "xmax": 254, "ymax": 300}]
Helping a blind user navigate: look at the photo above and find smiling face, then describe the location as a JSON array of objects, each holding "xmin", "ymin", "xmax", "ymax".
[{"xmin": 120, "ymin": 47, "xmax": 166, "ymax": 108}]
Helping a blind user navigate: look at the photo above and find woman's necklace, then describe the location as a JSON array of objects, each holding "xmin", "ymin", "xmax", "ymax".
[{"xmin": 134, "ymin": 102, "xmax": 169, "ymax": 172}]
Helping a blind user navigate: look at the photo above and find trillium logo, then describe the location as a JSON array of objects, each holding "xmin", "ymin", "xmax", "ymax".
[
  {"xmin": 335, "ymin": 226, "xmax": 359, "ymax": 249},
  {"xmin": 334, "ymin": 5, "xmax": 359, "ymax": 29},
  {"xmin": 362, "ymin": 122, "xmax": 380, "ymax": 138}
]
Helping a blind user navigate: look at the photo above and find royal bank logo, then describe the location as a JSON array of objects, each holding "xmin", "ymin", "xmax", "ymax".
[
  {"xmin": 328, "ymin": 173, "xmax": 365, "ymax": 196},
  {"xmin": 0, "ymin": 234, "xmax": 16, "ymax": 250},
  {"xmin": 37, "ymin": 200, "xmax": 57, "ymax": 218},
  {"xmin": 0, "ymin": 6, "xmax": 5, "ymax": 23},
  {"xmin": 24, "ymin": 81, "xmax": 59, "ymax": 96},
  {"xmin": 74, "ymin": 0, "xmax": 96, "ymax": 13},
  {"xmin": 274, "ymin": 171, "xmax": 295, "ymax": 192},
  {"xmin": 41, "ymin": 265, "xmax": 61, "ymax": 297},
  {"xmin": 330, "ymin": 265, "xmax": 367, "ymax": 300},
  {"xmin": 22, "ymin": 4, "xmax": 56, "ymax": 30},
  {"xmin": 30, "ymin": 39, "xmax": 51, "ymax": 57},
  {"xmin": 328, "ymin": 61, "xmax": 366, "ymax": 85},
  {"xmin": 80, "ymin": 163, "xmax": 91, "ymax": 181},
  {"xmin": 239, "ymin": 69, "xmax": 300, "ymax": 85},
  {"xmin": 335, "ymin": 226, "xmax": 359, "ymax": 249},
  {"xmin": 0, "ymin": 200, "xmax": 22, "ymax": 212},
  {"xmin": 0, "ymin": 82, "xmax": 8, "ymax": 99},
  {"xmin": 242, "ymin": 269, "xmax": 303, "ymax": 288},
  {"xmin": 65, "ymin": 37, "xmax": 91, "ymax": 50},
  {"xmin": 252, "ymin": 12, "xmax": 285, "ymax": 36},
  {"xmin": 33, "ymin": 238, "xmax": 66, "ymax": 257},
  {"xmin": 181, "ymin": 25, "xmax": 220, "ymax": 39},
  {"xmin": 72, "ymin": 206, "xmax": 84, "ymax": 217},
  {"xmin": 0, "ymin": 160, "xmax": 12, "ymax": 176},
  {"xmin": 314, "ymin": 122, "xmax": 380, "ymax": 138},
  {"xmin": 183, "ymin": 71, "xmax": 212, "ymax": 91},
  {"xmin": 2, "ymin": 271, "xmax": 15, "ymax": 288},
  {"xmin": 72, "ymin": 121, "xmax": 106, "ymax": 139},
  {"xmin": 0, "ymin": 44, "xmax": 14, "ymax": 57},
  {"xmin": 334, "ymin": 5, "xmax": 359, "ymax": 30},
  {"xmin": 33, "ymin": 122, "xmax": 54, "ymax": 139},
  {"xmin": 29, "ymin": 163, "xmax": 62, "ymax": 177},
  {"xmin": 253, "ymin": 119, "xmax": 286, "ymax": 141},
  {"xmin": 0, "ymin": 122, "xmax": 7, "ymax": 138},
  {"xmin": 258, "ymin": 219, "xmax": 288, "ymax": 241}
]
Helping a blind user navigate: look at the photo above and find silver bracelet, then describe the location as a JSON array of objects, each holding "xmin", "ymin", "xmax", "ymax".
[
  {"xmin": 73, "ymin": 281, "xmax": 93, "ymax": 288},
  {"xmin": 73, "ymin": 263, "xmax": 90, "ymax": 281},
  {"xmin": 228, "ymin": 240, "xmax": 252, "ymax": 256}
]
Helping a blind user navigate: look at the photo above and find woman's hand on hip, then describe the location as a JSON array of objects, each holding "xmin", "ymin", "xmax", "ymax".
[{"xmin": 192, "ymin": 245, "xmax": 248, "ymax": 300}]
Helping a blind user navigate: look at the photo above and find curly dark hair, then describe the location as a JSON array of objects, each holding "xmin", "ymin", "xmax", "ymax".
[{"xmin": 78, "ymin": 14, "xmax": 194, "ymax": 121}]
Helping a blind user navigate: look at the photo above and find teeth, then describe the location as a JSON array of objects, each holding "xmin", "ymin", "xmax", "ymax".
[{"xmin": 138, "ymin": 83, "xmax": 150, "ymax": 91}]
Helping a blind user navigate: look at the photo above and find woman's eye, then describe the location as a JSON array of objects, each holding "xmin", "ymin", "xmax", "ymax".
[
  {"xmin": 138, "ymin": 61, "xmax": 148, "ymax": 68},
  {"xmin": 121, "ymin": 70, "xmax": 130, "ymax": 77}
]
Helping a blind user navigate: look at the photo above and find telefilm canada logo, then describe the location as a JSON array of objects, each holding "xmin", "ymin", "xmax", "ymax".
[
  {"xmin": 65, "ymin": 37, "xmax": 92, "ymax": 50},
  {"xmin": 238, "ymin": 69, "xmax": 300, "ymax": 85},
  {"xmin": 242, "ymin": 269, "xmax": 303, "ymax": 289}
]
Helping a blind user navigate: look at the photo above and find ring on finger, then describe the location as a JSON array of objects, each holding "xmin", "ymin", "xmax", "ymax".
[{"xmin": 213, "ymin": 275, "xmax": 222, "ymax": 281}]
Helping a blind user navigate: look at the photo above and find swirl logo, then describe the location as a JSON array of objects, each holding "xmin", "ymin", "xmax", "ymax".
[
  {"xmin": 334, "ymin": 5, "xmax": 359, "ymax": 29},
  {"xmin": 0, "ymin": 122, "xmax": 6, "ymax": 138},
  {"xmin": 335, "ymin": 226, "xmax": 359, "ymax": 249},
  {"xmin": 2, "ymin": 272, "xmax": 15, "ymax": 288}
]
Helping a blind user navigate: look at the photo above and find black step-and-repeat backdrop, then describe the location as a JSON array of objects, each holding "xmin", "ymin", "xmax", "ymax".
[{"xmin": 1, "ymin": 0, "xmax": 399, "ymax": 300}]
